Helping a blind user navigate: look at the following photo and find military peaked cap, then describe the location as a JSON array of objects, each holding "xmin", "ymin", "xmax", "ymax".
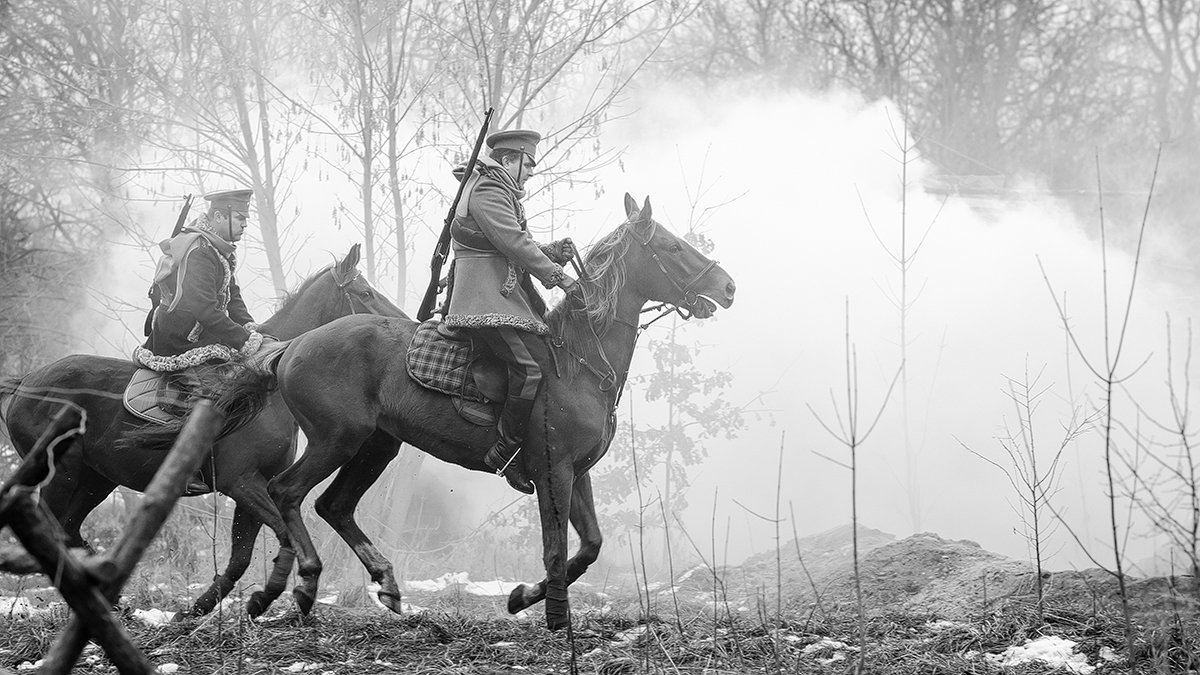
[
  {"xmin": 487, "ymin": 129, "xmax": 542, "ymax": 165},
  {"xmin": 204, "ymin": 189, "xmax": 253, "ymax": 213}
]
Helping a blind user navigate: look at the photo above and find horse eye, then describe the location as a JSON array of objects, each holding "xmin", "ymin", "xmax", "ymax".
[{"xmin": 361, "ymin": 288, "xmax": 374, "ymax": 299}]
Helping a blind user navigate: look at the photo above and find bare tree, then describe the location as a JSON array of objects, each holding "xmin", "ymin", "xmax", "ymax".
[
  {"xmin": 1118, "ymin": 316, "xmax": 1200, "ymax": 590},
  {"xmin": 1040, "ymin": 148, "xmax": 1162, "ymax": 673},
  {"xmin": 291, "ymin": 0, "xmax": 441, "ymax": 297},
  {"xmin": 808, "ymin": 299, "xmax": 901, "ymax": 673},
  {"xmin": 141, "ymin": 0, "xmax": 312, "ymax": 294},
  {"xmin": 963, "ymin": 360, "xmax": 1093, "ymax": 622}
]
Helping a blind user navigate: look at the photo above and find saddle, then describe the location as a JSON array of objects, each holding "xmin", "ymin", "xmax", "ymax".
[
  {"xmin": 123, "ymin": 369, "xmax": 201, "ymax": 425},
  {"xmin": 122, "ymin": 363, "xmax": 237, "ymax": 425},
  {"xmin": 405, "ymin": 321, "xmax": 506, "ymax": 427}
]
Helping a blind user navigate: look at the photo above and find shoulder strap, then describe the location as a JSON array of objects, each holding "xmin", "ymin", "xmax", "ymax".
[{"xmin": 454, "ymin": 172, "xmax": 483, "ymax": 220}]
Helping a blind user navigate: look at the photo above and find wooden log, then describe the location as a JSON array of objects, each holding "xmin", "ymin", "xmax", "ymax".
[
  {"xmin": 0, "ymin": 544, "xmax": 89, "ymax": 575},
  {"xmin": 41, "ymin": 401, "xmax": 225, "ymax": 673},
  {"xmin": 0, "ymin": 404, "xmax": 83, "ymax": 532},
  {"xmin": 3, "ymin": 488, "xmax": 152, "ymax": 675}
]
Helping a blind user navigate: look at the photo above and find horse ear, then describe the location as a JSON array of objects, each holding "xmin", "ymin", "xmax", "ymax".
[
  {"xmin": 623, "ymin": 192, "xmax": 638, "ymax": 218},
  {"xmin": 342, "ymin": 243, "xmax": 361, "ymax": 271},
  {"xmin": 641, "ymin": 196, "xmax": 653, "ymax": 221}
]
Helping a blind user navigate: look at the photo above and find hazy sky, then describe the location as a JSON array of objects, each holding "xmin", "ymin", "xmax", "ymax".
[{"xmin": 84, "ymin": 78, "xmax": 1197, "ymax": 575}]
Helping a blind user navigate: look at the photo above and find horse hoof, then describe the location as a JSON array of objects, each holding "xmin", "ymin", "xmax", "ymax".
[
  {"xmin": 377, "ymin": 590, "xmax": 403, "ymax": 615},
  {"xmin": 247, "ymin": 591, "xmax": 271, "ymax": 618},
  {"xmin": 293, "ymin": 589, "xmax": 315, "ymax": 616},
  {"xmin": 507, "ymin": 584, "xmax": 529, "ymax": 614}
]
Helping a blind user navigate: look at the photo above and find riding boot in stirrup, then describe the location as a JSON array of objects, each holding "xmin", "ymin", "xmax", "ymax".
[
  {"xmin": 484, "ymin": 397, "xmax": 536, "ymax": 495},
  {"xmin": 184, "ymin": 470, "xmax": 211, "ymax": 496}
]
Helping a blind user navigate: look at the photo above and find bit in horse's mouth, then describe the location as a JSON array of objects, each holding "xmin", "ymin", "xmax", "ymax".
[{"xmin": 693, "ymin": 295, "xmax": 719, "ymax": 318}]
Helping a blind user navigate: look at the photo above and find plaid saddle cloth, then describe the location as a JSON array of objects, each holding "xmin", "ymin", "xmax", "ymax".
[{"xmin": 405, "ymin": 321, "xmax": 488, "ymax": 403}]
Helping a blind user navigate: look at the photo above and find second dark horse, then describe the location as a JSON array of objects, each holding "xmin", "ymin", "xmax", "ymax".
[{"xmin": 0, "ymin": 245, "xmax": 406, "ymax": 618}]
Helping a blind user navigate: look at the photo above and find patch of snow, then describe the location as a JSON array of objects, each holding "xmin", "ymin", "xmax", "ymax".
[
  {"xmin": 282, "ymin": 662, "xmax": 323, "ymax": 672},
  {"xmin": 401, "ymin": 602, "xmax": 429, "ymax": 614},
  {"xmin": 317, "ymin": 594, "xmax": 338, "ymax": 605},
  {"xmin": 801, "ymin": 638, "xmax": 854, "ymax": 656},
  {"xmin": 925, "ymin": 619, "xmax": 961, "ymax": 631},
  {"xmin": 399, "ymin": 572, "xmax": 519, "ymax": 597},
  {"xmin": 613, "ymin": 626, "xmax": 648, "ymax": 643},
  {"xmin": 490, "ymin": 641, "xmax": 517, "ymax": 648},
  {"xmin": 464, "ymin": 579, "xmax": 520, "ymax": 597},
  {"xmin": 675, "ymin": 565, "xmax": 706, "ymax": 585},
  {"xmin": 1100, "ymin": 646, "xmax": 1123, "ymax": 663},
  {"xmin": 985, "ymin": 636, "xmax": 1095, "ymax": 674},
  {"xmin": 404, "ymin": 571, "xmax": 470, "ymax": 592},
  {"xmin": 155, "ymin": 664, "xmax": 180, "ymax": 674},
  {"xmin": 17, "ymin": 659, "xmax": 43, "ymax": 671},
  {"xmin": 1, "ymin": 596, "xmax": 32, "ymax": 617},
  {"xmin": 133, "ymin": 608, "xmax": 176, "ymax": 626}
]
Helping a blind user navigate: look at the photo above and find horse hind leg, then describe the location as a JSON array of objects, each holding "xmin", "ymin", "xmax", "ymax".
[
  {"xmin": 268, "ymin": 424, "xmax": 374, "ymax": 616},
  {"xmin": 312, "ymin": 430, "xmax": 403, "ymax": 614},
  {"xmin": 225, "ymin": 474, "xmax": 296, "ymax": 619},
  {"xmin": 509, "ymin": 472, "xmax": 602, "ymax": 615}
]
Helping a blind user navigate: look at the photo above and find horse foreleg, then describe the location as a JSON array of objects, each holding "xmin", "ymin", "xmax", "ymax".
[
  {"xmin": 509, "ymin": 472, "xmax": 602, "ymax": 615},
  {"xmin": 183, "ymin": 503, "xmax": 261, "ymax": 618},
  {"xmin": 534, "ymin": 461, "xmax": 576, "ymax": 631},
  {"xmin": 313, "ymin": 432, "xmax": 403, "ymax": 614}
]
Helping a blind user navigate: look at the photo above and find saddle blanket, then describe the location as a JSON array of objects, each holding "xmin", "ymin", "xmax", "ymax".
[
  {"xmin": 406, "ymin": 321, "xmax": 488, "ymax": 403},
  {"xmin": 123, "ymin": 363, "xmax": 236, "ymax": 425},
  {"xmin": 123, "ymin": 368, "xmax": 196, "ymax": 425}
]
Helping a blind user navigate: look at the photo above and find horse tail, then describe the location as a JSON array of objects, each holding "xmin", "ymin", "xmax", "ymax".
[{"xmin": 116, "ymin": 342, "xmax": 289, "ymax": 453}]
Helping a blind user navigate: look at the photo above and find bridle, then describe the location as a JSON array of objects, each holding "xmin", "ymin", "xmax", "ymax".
[
  {"xmin": 328, "ymin": 264, "xmax": 363, "ymax": 314},
  {"xmin": 557, "ymin": 215, "xmax": 719, "ymax": 394},
  {"xmin": 632, "ymin": 218, "xmax": 719, "ymax": 325}
]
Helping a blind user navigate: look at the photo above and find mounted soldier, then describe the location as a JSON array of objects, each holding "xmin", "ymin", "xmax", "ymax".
[
  {"xmin": 134, "ymin": 189, "xmax": 267, "ymax": 372},
  {"xmin": 132, "ymin": 188, "xmax": 268, "ymax": 494},
  {"xmin": 442, "ymin": 129, "xmax": 578, "ymax": 494}
]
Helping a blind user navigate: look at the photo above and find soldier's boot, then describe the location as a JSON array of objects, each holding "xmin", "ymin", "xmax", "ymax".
[
  {"xmin": 484, "ymin": 397, "xmax": 535, "ymax": 495},
  {"xmin": 184, "ymin": 470, "xmax": 211, "ymax": 497}
]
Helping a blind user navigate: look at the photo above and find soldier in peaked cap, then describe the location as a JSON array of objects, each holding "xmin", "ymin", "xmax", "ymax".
[
  {"xmin": 442, "ymin": 128, "xmax": 578, "ymax": 494},
  {"xmin": 134, "ymin": 188, "xmax": 266, "ymax": 371}
]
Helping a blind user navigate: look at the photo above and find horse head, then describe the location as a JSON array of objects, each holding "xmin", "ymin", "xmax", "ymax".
[
  {"xmin": 621, "ymin": 193, "xmax": 736, "ymax": 319},
  {"xmin": 324, "ymin": 244, "xmax": 408, "ymax": 318},
  {"xmin": 262, "ymin": 244, "xmax": 408, "ymax": 339}
]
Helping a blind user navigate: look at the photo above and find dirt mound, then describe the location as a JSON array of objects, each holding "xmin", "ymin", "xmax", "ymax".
[{"xmin": 700, "ymin": 526, "xmax": 1200, "ymax": 622}]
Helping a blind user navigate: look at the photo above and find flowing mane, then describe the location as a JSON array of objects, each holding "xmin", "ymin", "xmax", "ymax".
[
  {"xmin": 273, "ymin": 265, "xmax": 332, "ymax": 315},
  {"xmin": 545, "ymin": 222, "xmax": 635, "ymax": 343}
]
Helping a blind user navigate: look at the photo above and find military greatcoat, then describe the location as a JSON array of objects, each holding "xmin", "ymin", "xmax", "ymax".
[
  {"xmin": 444, "ymin": 156, "xmax": 565, "ymax": 335},
  {"xmin": 135, "ymin": 223, "xmax": 257, "ymax": 371}
]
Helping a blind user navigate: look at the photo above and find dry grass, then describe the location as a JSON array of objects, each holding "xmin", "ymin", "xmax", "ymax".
[{"xmin": 3, "ymin": 591, "xmax": 1194, "ymax": 674}]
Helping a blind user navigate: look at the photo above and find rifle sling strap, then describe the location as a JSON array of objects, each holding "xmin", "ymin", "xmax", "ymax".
[{"xmin": 454, "ymin": 173, "xmax": 483, "ymax": 220}]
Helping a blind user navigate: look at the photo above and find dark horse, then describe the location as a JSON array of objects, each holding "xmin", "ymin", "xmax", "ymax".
[
  {"xmin": 203, "ymin": 194, "xmax": 736, "ymax": 629},
  {"xmin": 0, "ymin": 244, "xmax": 406, "ymax": 618}
]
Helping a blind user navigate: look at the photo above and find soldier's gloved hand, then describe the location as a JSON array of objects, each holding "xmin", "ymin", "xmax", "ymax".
[
  {"xmin": 559, "ymin": 276, "xmax": 577, "ymax": 292},
  {"xmin": 558, "ymin": 238, "xmax": 576, "ymax": 263},
  {"xmin": 237, "ymin": 332, "xmax": 266, "ymax": 359}
]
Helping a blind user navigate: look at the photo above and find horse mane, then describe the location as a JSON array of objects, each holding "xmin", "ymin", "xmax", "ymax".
[
  {"xmin": 545, "ymin": 222, "xmax": 634, "ymax": 362},
  {"xmin": 272, "ymin": 265, "xmax": 332, "ymax": 316}
]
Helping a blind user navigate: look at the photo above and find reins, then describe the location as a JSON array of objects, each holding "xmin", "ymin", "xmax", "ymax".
[{"xmin": 550, "ymin": 215, "xmax": 712, "ymax": 399}]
